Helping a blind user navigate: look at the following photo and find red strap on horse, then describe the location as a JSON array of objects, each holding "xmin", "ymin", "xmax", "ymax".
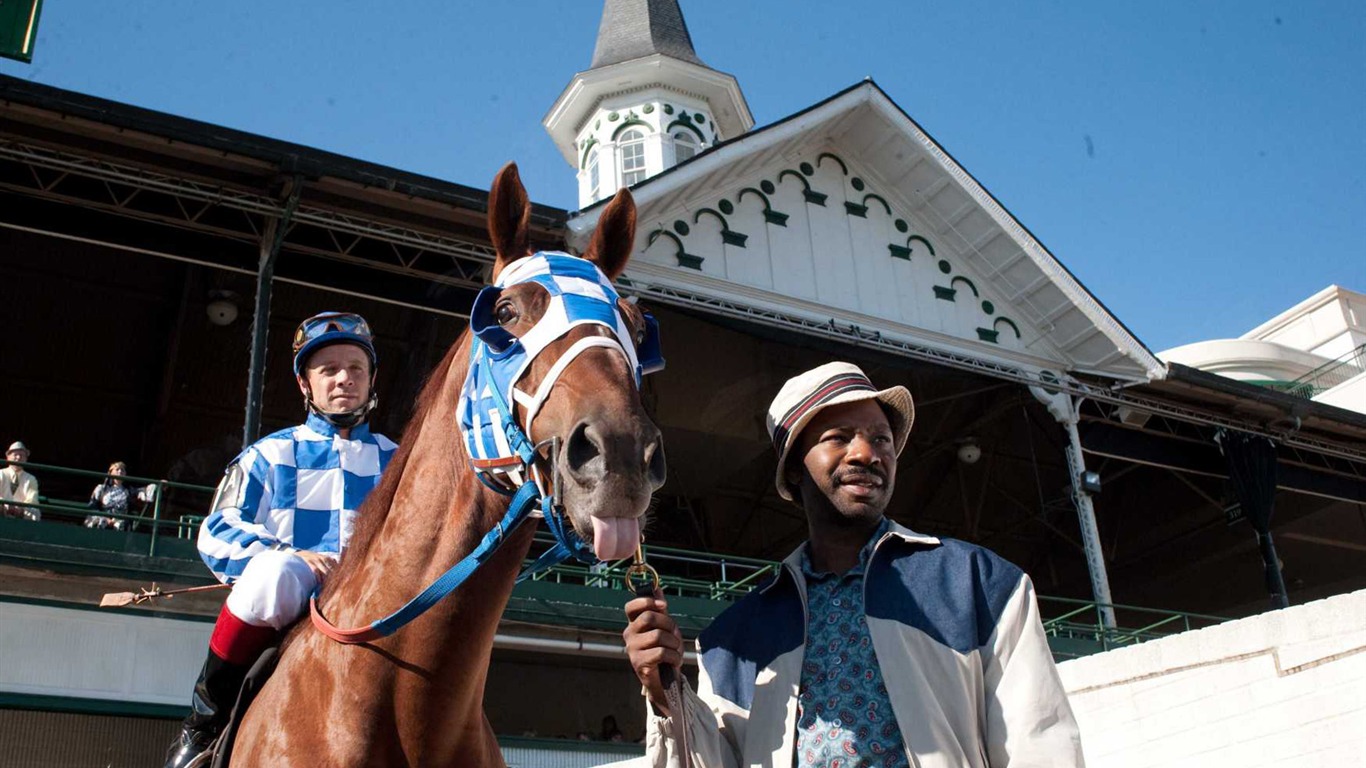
[{"xmin": 309, "ymin": 595, "xmax": 383, "ymax": 644}]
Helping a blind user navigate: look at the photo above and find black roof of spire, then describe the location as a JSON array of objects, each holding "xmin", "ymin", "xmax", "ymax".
[{"xmin": 590, "ymin": 0, "xmax": 705, "ymax": 69}]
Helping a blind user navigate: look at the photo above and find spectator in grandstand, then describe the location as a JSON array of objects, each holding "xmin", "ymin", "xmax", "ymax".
[
  {"xmin": 85, "ymin": 460, "xmax": 132, "ymax": 530},
  {"xmin": 623, "ymin": 362, "xmax": 1084, "ymax": 768},
  {"xmin": 0, "ymin": 441, "xmax": 40, "ymax": 521},
  {"xmin": 601, "ymin": 714, "xmax": 625, "ymax": 742},
  {"xmin": 163, "ymin": 312, "xmax": 397, "ymax": 768}
]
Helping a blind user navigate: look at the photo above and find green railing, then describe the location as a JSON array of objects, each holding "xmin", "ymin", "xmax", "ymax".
[
  {"xmin": 1281, "ymin": 343, "xmax": 1366, "ymax": 399},
  {"xmin": 519, "ymin": 536, "xmax": 780, "ymax": 601},
  {"xmin": 1039, "ymin": 595, "xmax": 1228, "ymax": 658},
  {"xmin": 0, "ymin": 460, "xmax": 217, "ymax": 557},
  {"xmin": 1, "ymin": 461, "xmax": 1231, "ymax": 658}
]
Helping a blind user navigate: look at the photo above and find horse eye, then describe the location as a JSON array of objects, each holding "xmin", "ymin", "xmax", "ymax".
[{"xmin": 495, "ymin": 303, "xmax": 518, "ymax": 326}]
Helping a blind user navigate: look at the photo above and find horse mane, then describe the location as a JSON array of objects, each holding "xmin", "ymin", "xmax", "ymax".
[{"xmin": 321, "ymin": 329, "xmax": 471, "ymax": 594}]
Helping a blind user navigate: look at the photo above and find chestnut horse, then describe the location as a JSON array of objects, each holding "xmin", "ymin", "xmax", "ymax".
[{"xmin": 227, "ymin": 164, "xmax": 665, "ymax": 766}]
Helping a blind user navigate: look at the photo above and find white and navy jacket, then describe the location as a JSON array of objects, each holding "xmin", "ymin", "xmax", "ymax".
[
  {"xmin": 197, "ymin": 413, "xmax": 397, "ymax": 582},
  {"xmin": 647, "ymin": 522, "xmax": 1084, "ymax": 768}
]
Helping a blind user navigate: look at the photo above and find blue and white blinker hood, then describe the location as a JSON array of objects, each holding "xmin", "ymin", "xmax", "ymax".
[{"xmin": 458, "ymin": 251, "xmax": 664, "ymax": 493}]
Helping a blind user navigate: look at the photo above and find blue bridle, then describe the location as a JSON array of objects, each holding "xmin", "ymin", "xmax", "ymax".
[{"xmin": 310, "ymin": 252, "xmax": 664, "ymax": 644}]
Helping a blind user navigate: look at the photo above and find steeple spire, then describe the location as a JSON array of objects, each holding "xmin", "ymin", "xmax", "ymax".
[
  {"xmin": 544, "ymin": 0, "xmax": 753, "ymax": 208},
  {"xmin": 591, "ymin": 0, "xmax": 704, "ymax": 69}
]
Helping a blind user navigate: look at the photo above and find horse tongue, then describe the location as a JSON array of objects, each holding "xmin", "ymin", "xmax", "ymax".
[{"xmin": 591, "ymin": 516, "xmax": 640, "ymax": 562}]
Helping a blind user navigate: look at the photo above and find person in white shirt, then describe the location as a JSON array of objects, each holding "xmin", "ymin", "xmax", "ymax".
[{"xmin": 0, "ymin": 441, "xmax": 40, "ymax": 521}]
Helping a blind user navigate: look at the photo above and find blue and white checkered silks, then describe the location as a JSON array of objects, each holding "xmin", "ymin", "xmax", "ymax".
[
  {"xmin": 458, "ymin": 251, "xmax": 662, "ymax": 490},
  {"xmin": 197, "ymin": 412, "xmax": 398, "ymax": 582}
]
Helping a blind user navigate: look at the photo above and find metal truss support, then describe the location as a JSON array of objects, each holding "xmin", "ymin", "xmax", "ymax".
[
  {"xmin": 242, "ymin": 179, "xmax": 301, "ymax": 447},
  {"xmin": 1029, "ymin": 386, "xmax": 1117, "ymax": 628}
]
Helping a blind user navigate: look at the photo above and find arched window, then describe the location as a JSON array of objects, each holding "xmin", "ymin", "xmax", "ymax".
[
  {"xmin": 618, "ymin": 129, "xmax": 647, "ymax": 186},
  {"xmin": 673, "ymin": 131, "xmax": 698, "ymax": 163},
  {"xmin": 586, "ymin": 148, "xmax": 600, "ymax": 201}
]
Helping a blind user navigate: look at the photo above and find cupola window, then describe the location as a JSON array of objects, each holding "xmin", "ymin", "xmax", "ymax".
[
  {"xmin": 673, "ymin": 131, "xmax": 698, "ymax": 163},
  {"xmin": 586, "ymin": 147, "xmax": 601, "ymax": 201},
  {"xmin": 619, "ymin": 129, "xmax": 647, "ymax": 186}
]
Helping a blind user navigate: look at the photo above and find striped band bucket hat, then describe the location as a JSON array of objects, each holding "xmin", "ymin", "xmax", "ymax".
[{"xmin": 766, "ymin": 361, "xmax": 914, "ymax": 501}]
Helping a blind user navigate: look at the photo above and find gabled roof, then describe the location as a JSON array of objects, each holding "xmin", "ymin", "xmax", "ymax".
[
  {"xmin": 590, "ymin": 0, "xmax": 705, "ymax": 69},
  {"xmin": 569, "ymin": 80, "xmax": 1165, "ymax": 382}
]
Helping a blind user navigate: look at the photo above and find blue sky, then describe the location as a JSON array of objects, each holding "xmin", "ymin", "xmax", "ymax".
[{"xmin": 4, "ymin": 1, "xmax": 1362, "ymax": 353}]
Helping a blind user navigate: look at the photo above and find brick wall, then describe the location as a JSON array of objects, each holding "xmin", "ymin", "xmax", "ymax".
[{"xmin": 1056, "ymin": 589, "xmax": 1366, "ymax": 767}]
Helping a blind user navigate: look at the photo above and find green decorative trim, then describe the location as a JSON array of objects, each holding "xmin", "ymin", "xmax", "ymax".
[
  {"xmin": 0, "ymin": 592, "xmax": 215, "ymax": 623},
  {"xmin": 817, "ymin": 152, "xmax": 849, "ymax": 175},
  {"xmin": 895, "ymin": 219, "xmax": 909, "ymax": 233},
  {"xmin": 663, "ymin": 104, "xmax": 675, "ymax": 114},
  {"xmin": 760, "ymin": 180, "xmax": 776, "ymax": 194},
  {"xmin": 0, "ymin": 692, "xmax": 187, "ymax": 719},
  {"xmin": 778, "ymin": 168, "xmax": 827, "ymax": 205},
  {"xmin": 498, "ymin": 735, "xmax": 644, "ymax": 756},
  {"xmin": 994, "ymin": 317, "xmax": 1022, "ymax": 339},
  {"xmin": 739, "ymin": 187, "xmax": 789, "ymax": 227},
  {"xmin": 938, "ymin": 260, "xmax": 953, "ymax": 275},
  {"xmin": 678, "ymin": 111, "xmax": 693, "ymax": 123},
  {"xmin": 851, "ymin": 177, "xmax": 866, "ymax": 191},
  {"xmin": 718, "ymin": 199, "xmax": 735, "ymax": 215},
  {"xmin": 863, "ymin": 194, "xmax": 892, "ymax": 216},
  {"xmin": 666, "ymin": 120, "xmax": 705, "ymax": 142},
  {"xmin": 611, "ymin": 120, "xmax": 650, "ymax": 141},
  {"xmin": 719, "ymin": 230, "xmax": 748, "ymax": 247},
  {"xmin": 739, "ymin": 187, "xmax": 771, "ymax": 207},
  {"xmin": 933, "ymin": 286, "xmax": 957, "ymax": 301},
  {"xmin": 608, "ymin": 111, "xmax": 620, "ymax": 121},
  {"xmin": 907, "ymin": 235, "xmax": 936, "ymax": 256},
  {"xmin": 976, "ymin": 328, "xmax": 1000, "ymax": 344},
  {"xmin": 643, "ymin": 104, "xmax": 655, "ymax": 114},
  {"xmin": 678, "ymin": 252, "xmax": 705, "ymax": 269},
  {"xmin": 649, "ymin": 229, "xmax": 704, "ymax": 270},
  {"xmin": 673, "ymin": 220, "xmax": 690, "ymax": 236},
  {"xmin": 594, "ymin": 119, "xmax": 601, "ymax": 130},
  {"xmin": 779, "ymin": 169, "xmax": 811, "ymax": 190},
  {"xmin": 981, "ymin": 300, "xmax": 995, "ymax": 315},
  {"xmin": 695, "ymin": 114, "xmax": 706, "ymax": 125},
  {"xmin": 579, "ymin": 138, "xmax": 599, "ymax": 170},
  {"xmin": 844, "ymin": 202, "xmax": 868, "ymax": 217},
  {"xmin": 888, "ymin": 244, "xmax": 912, "ymax": 260},
  {"xmin": 952, "ymin": 276, "xmax": 979, "ymax": 297},
  {"xmin": 694, "ymin": 208, "xmax": 748, "ymax": 247}
]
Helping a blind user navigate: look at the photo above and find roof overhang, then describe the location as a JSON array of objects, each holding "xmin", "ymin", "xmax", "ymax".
[
  {"xmin": 569, "ymin": 81, "xmax": 1164, "ymax": 383},
  {"xmin": 543, "ymin": 54, "xmax": 753, "ymax": 167}
]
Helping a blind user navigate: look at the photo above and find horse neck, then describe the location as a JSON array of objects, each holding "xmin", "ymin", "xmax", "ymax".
[{"xmin": 323, "ymin": 331, "xmax": 535, "ymax": 668}]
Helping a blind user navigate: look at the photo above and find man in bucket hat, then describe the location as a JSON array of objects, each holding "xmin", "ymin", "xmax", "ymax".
[
  {"xmin": 624, "ymin": 361, "xmax": 1083, "ymax": 767},
  {"xmin": 0, "ymin": 441, "xmax": 40, "ymax": 520}
]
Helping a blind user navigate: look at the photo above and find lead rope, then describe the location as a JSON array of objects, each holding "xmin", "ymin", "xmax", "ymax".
[{"xmin": 627, "ymin": 545, "xmax": 694, "ymax": 768}]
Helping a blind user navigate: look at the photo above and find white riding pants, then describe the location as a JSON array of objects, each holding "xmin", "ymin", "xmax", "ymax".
[{"xmin": 223, "ymin": 549, "xmax": 327, "ymax": 630}]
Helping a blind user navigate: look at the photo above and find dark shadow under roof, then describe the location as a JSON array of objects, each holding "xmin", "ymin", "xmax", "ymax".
[{"xmin": 0, "ymin": 74, "xmax": 568, "ymax": 230}]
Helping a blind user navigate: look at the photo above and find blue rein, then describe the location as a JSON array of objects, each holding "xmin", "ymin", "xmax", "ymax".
[{"xmin": 311, "ymin": 332, "xmax": 597, "ymax": 644}]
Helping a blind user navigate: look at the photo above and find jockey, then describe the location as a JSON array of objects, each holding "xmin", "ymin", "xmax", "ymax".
[{"xmin": 164, "ymin": 311, "xmax": 398, "ymax": 768}]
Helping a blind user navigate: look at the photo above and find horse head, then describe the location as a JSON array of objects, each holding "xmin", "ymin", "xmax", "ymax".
[{"xmin": 473, "ymin": 162, "xmax": 665, "ymax": 562}]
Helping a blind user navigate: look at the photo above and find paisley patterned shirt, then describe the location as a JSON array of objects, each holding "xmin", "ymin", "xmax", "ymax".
[{"xmin": 795, "ymin": 518, "xmax": 908, "ymax": 768}]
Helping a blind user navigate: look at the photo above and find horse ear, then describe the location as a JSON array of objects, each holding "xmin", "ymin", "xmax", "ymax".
[
  {"xmin": 583, "ymin": 187, "xmax": 637, "ymax": 283},
  {"xmin": 488, "ymin": 162, "xmax": 531, "ymax": 280}
]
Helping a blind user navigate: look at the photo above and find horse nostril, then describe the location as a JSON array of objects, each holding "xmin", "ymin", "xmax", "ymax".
[
  {"xmin": 565, "ymin": 421, "xmax": 602, "ymax": 475},
  {"xmin": 645, "ymin": 438, "xmax": 667, "ymax": 488}
]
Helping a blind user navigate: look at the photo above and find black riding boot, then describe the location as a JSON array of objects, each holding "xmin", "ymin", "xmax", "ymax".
[{"xmin": 163, "ymin": 651, "xmax": 248, "ymax": 768}]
